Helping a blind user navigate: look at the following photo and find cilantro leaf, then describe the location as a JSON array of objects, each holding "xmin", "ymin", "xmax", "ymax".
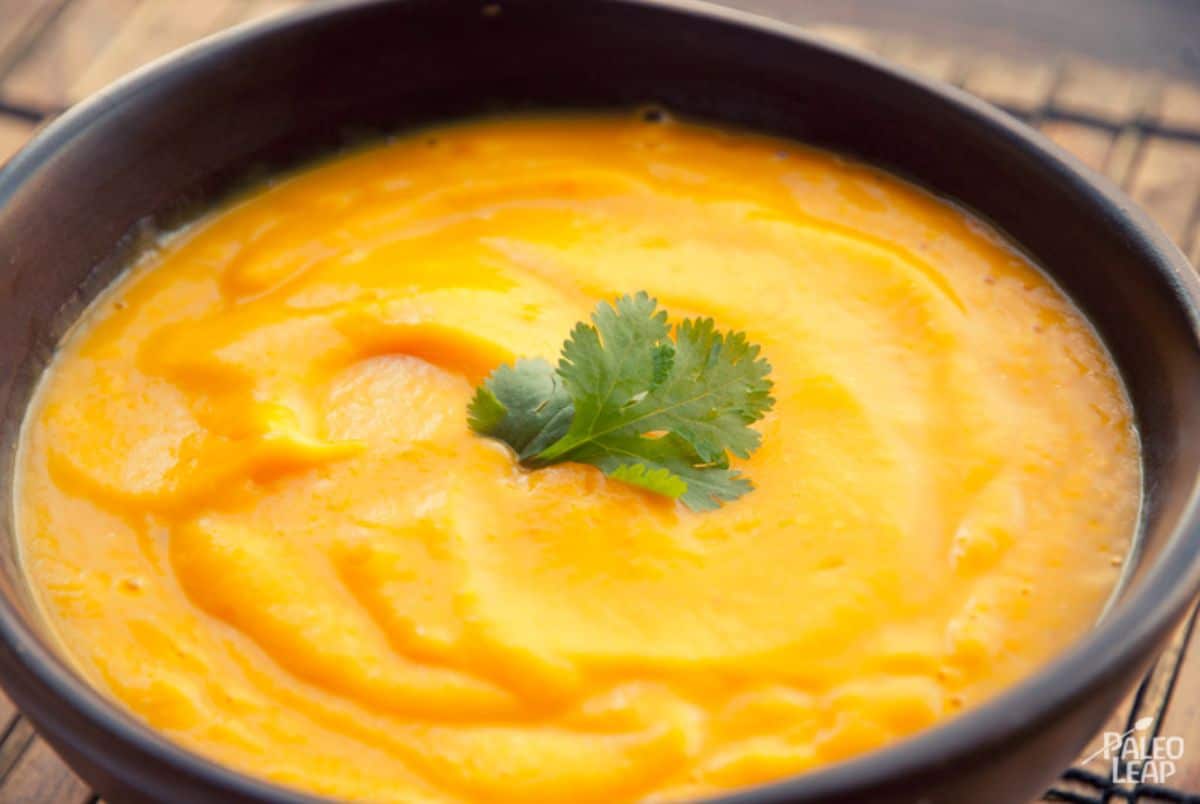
[
  {"xmin": 607, "ymin": 462, "xmax": 689, "ymax": 500},
  {"xmin": 570, "ymin": 433, "xmax": 754, "ymax": 512},
  {"xmin": 467, "ymin": 292, "xmax": 774, "ymax": 511},
  {"xmin": 466, "ymin": 359, "xmax": 574, "ymax": 462}
]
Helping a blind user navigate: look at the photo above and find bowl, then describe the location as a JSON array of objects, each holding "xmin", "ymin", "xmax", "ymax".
[{"xmin": 1, "ymin": 1, "xmax": 1199, "ymax": 802}]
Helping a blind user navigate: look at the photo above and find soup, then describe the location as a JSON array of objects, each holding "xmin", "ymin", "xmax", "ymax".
[{"xmin": 16, "ymin": 113, "xmax": 1139, "ymax": 802}]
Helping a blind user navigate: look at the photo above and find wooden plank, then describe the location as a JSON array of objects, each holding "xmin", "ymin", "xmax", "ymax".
[
  {"xmin": 0, "ymin": 718, "xmax": 36, "ymax": 782},
  {"xmin": 0, "ymin": 114, "xmax": 35, "ymax": 164},
  {"xmin": 1156, "ymin": 79, "xmax": 1200, "ymax": 136},
  {"xmin": 68, "ymin": 0, "xmax": 245, "ymax": 102},
  {"xmin": 0, "ymin": 0, "xmax": 62, "ymax": 69},
  {"xmin": 1039, "ymin": 121, "xmax": 1114, "ymax": 176},
  {"xmin": 1039, "ymin": 115, "xmax": 1135, "ymax": 188},
  {"xmin": 0, "ymin": 0, "xmax": 145, "ymax": 112},
  {"xmin": 1127, "ymin": 136, "xmax": 1200, "ymax": 243},
  {"xmin": 0, "ymin": 737, "xmax": 91, "ymax": 804},
  {"xmin": 963, "ymin": 54, "xmax": 1056, "ymax": 115},
  {"xmin": 236, "ymin": 0, "xmax": 307, "ymax": 23},
  {"xmin": 1120, "ymin": 602, "xmax": 1198, "ymax": 743},
  {"xmin": 1058, "ymin": 685, "xmax": 1142, "ymax": 797},
  {"xmin": 1104, "ymin": 128, "xmax": 1144, "ymax": 189},
  {"xmin": 877, "ymin": 35, "xmax": 965, "ymax": 85},
  {"xmin": 0, "ymin": 688, "xmax": 21, "ymax": 782},
  {"xmin": 803, "ymin": 23, "xmax": 882, "ymax": 56},
  {"xmin": 1145, "ymin": 602, "xmax": 1200, "ymax": 793},
  {"xmin": 1054, "ymin": 57, "xmax": 1156, "ymax": 123}
]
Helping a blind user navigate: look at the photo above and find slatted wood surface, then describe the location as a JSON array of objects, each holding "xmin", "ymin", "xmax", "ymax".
[{"xmin": 0, "ymin": 2, "xmax": 1198, "ymax": 802}]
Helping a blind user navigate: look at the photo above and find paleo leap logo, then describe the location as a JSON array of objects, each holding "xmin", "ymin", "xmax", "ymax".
[{"xmin": 1081, "ymin": 716, "xmax": 1184, "ymax": 784}]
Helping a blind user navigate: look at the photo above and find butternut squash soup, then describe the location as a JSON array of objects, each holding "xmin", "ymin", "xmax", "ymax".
[{"xmin": 16, "ymin": 114, "xmax": 1139, "ymax": 802}]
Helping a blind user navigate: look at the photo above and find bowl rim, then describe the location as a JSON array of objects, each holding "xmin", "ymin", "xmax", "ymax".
[{"xmin": 2, "ymin": 0, "xmax": 1200, "ymax": 802}]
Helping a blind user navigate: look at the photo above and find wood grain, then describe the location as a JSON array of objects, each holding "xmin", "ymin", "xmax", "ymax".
[
  {"xmin": 0, "ymin": 0, "xmax": 143, "ymax": 111},
  {"xmin": 876, "ymin": 35, "xmax": 965, "ymax": 85},
  {"xmin": 1104, "ymin": 129, "xmax": 1147, "ymax": 190},
  {"xmin": 237, "ymin": 0, "xmax": 307, "ymax": 23},
  {"xmin": 802, "ymin": 22, "xmax": 882, "ymax": 56},
  {"xmin": 963, "ymin": 54, "xmax": 1056, "ymax": 115},
  {"xmin": 0, "ymin": 0, "xmax": 64, "ymax": 70},
  {"xmin": 1055, "ymin": 57, "xmax": 1157, "ymax": 123},
  {"xmin": 0, "ymin": 719, "xmax": 36, "ymax": 783},
  {"xmin": 1156, "ymin": 80, "xmax": 1200, "ymax": 136},
  {"xmin": 1039, "ymin": 121, "xmax": 1114, "ymax": 175},
  {"xmin": 68, "ymin": 0, "xmax": 245, "ymax": 102},
  {"xmin": 1127, "ymin": 137, "xmax": 1200, "ymax": 243},
  {"xmin": 1150, "ymin": 603, "xmax": 1200, "ymax": 794},
  {"xmin": 0, "ymin": 737, "xmax": 90, "ymax": 804}
]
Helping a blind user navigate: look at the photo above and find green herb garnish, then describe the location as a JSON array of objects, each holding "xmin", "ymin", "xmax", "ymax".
[{"xmin": 468, "ymin": 292, "xmax": 774, "ymax": 511}]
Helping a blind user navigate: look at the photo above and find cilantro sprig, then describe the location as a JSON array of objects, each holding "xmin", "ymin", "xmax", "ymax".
[{"xmin": 467, "ymin": 292, "xmax": 774, "ymax": 511}]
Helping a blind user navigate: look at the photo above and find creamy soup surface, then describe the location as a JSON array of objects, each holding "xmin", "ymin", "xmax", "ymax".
[{"xmin": 17, "ymin": 114, "xmax": 1139, "ymax": 802}]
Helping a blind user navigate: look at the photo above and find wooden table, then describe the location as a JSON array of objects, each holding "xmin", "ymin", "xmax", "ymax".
[{"xmin": 0, "ymin": 1, "xmax": 1199, "ymax": 802}]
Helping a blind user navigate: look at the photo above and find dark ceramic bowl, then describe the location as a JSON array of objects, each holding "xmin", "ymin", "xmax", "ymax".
[{"xmin": 0, "ymin": 1, "xmax": 1198, "ymax": 802}]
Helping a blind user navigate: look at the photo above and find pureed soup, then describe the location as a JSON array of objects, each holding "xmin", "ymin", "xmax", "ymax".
[{"xmin": 17, "ymin": 113, "xmax": 1139, "ymax": 802}]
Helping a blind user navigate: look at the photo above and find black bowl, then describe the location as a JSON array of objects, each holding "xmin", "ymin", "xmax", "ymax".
[{"xmin": 1, "ymin": 1, "xmax": 1198, "ymax": 802}]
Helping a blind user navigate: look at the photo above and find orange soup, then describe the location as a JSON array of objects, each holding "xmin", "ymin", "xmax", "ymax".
[{"xmin": 17, "ymin": 114, "xmax": 1139, "ymax": 802}]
